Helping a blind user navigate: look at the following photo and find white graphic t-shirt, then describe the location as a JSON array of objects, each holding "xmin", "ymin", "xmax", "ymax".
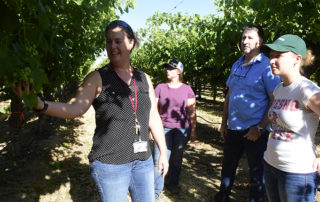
[{"xmin": 264, "ymin": 76, "xmax": 320, "ymax": 173}]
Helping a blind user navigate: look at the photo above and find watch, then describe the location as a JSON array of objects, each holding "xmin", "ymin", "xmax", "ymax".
[{"xmin": 256, "ymin": 125, "xmax": 265, "ymax": 133}]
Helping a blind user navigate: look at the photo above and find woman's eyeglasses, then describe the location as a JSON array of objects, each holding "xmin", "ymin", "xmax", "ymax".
[{"xmin": 232, "ymin": 63, "xmax": 253, "ymax": 78}]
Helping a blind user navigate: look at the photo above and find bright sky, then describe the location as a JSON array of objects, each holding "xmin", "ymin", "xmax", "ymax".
[{"xmin": 118, "ymin": 0, "xmax": 219, "ymax": 31}]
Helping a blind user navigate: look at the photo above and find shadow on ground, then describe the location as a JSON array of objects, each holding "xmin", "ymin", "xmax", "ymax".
[
  {"xmin": 2, "ymin": 95, "xmax": 318, "ymax": 202},
  {"xmin": 0, "ymin": 96, "xmax": 251, "ymax": 202},
  {"xmin": 0, "ymin": 116, "xmax": 99, "ymax": 202},
  {"xmin": 161, "ymin": 121, "xmax": 251, "ymax": 202}
]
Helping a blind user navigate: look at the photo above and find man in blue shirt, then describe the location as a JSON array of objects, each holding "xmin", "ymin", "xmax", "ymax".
[{"xmin": 214, "ymin": 25, "xmax": 281, "ymax": 202}]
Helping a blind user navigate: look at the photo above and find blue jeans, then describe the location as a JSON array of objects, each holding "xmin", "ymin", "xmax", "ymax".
[
  {"xmin": 90, "ymin": 156, "xmax": 155, "ymax": 202},
  {"xmin": 216, "ymin": 129, "xmax": 269, "ymax": 202},
  {"xmin": 154, "ymin": 128, "xmax": 190, "ymax": 198},
  {"xmin": 264, "ymin": 161, "xmax": 317, "ymax": 202}
]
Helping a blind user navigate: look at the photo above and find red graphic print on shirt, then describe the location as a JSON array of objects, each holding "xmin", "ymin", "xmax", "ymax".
[
  {"xmin": 271, "ymin": 99, "xmax": 299, "ymax": 111},
  {"xmin": 269, "ymin": 99, "xmax": 299, "ymax": 142}
]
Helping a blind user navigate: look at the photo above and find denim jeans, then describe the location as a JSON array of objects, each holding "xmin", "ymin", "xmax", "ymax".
[
  {"xmin": 264, "ymin": 161, "xmax": 317, "ymax": 202},
  {"xmin": 154, "ymin": 127, "xmax": 190, "ymax": 198},
  {"xmin": 216, "ymin": 129, "xmax": 269, "ymax": 202},
  {"xmin": 90, "ymin": 156, "xmax": 155, "ymax": 202}
]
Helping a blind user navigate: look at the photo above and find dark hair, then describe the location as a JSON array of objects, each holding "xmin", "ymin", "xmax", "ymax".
[
  {"xmin": 105, "ymin": 20, "xmax": 139, "ymax": 50},
  {"xmin": 242, "ymin": 24, "xmax": 264, "ymax": 41}
]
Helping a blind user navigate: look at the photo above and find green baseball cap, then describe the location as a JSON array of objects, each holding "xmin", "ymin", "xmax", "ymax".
[{"xmin": 264, "ymin": 34, "xmax": 307, "ymax": 58}]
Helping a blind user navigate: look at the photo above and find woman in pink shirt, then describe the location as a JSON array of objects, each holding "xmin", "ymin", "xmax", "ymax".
[{"xmin": 152, "ymin": 59, "xmax": 196, "ymax": 199}]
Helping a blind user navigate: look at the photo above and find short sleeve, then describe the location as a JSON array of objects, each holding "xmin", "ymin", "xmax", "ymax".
[
  {"xmin": 262, "ymin": 67, "xmax": 281, "ymax": 93},
  {"xmin": 187, "ymin": 85, "xmax": 196, "ymax": 98},
  {"xmin": 300, "ymin": 79, "xmax": 320, "ymax": 107},
  {"xmin": 154, "ymin": 84, "xmax": 161, "ymax": 98}
]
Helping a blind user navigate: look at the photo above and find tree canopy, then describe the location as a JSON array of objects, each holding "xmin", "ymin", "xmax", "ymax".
[
  {"xmin": 0, "ymin": 0, "xmax": 135, "ymax": 107},
  {"xmin": 1, "ymin": 0, "xmax": 319, "ymax": 113},
  {"xmin": 131, "ymin": 0, "xmax": 319, "ymax": 99}
]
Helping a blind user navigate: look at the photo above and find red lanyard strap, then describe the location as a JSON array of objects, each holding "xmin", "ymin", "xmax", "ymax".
[{"xmin": 128, "ymin": 75, "xmax": 138, "ymax": 119}]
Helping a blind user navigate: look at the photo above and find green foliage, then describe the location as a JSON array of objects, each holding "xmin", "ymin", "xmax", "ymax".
[
  {"xmin": 0, "ymin": 0, "xmax": 135, "ymax": 108},
  {"xmin": 132, "ymin": 0, "xmax": 320, "ymax": 96},
  {"xmin": 215, "ymin": 0, "xmax": 320, "ymax": 83},
  {"xmin": 131, "ymin": 12, "xmax": 242, "ymax": 97},
  {"xmin": 1, "ymin": 0, "xmax": 319, "ymax": 109}
]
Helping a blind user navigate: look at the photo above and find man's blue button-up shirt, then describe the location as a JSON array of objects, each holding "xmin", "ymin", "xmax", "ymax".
[{"xmin": 226, "ymin": 53, "xmax": 281, "ymax": 130}]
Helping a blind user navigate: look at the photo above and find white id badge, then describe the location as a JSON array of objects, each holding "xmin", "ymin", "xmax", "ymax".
[{"xmin": 133, "ymin": 141, "xmax": 148, "ymax": 153}]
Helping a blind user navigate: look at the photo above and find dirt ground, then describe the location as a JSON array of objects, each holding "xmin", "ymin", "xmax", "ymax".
[{"xmin": 0, "ymin": 93, "xmax": 320, "ymax": 202}]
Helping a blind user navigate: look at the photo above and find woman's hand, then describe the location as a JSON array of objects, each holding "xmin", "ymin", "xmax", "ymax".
[
  {"xmin": 158, "ymin": 152, "xmax": 169, "ymax": 178},
  {"xmin": 12, "ymin": 80, "xmax": 30, "ymax": 98},
  {"xmin": 12, "ymin": 80, "xmax": 45, "ymax": 110}
]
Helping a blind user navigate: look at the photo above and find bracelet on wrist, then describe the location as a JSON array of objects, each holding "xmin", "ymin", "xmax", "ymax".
[{"xmin": 34, "ymin": 99, "xmax": 48, "ymax": 113}]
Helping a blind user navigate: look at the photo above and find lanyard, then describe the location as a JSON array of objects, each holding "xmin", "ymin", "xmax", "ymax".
[
  {"xmin": 128, "ymin": 75, "xmax": 141, "ymax": 138},
  {"xmin": 113, "ymin": 67, "xmax": 140, "ymax": 137},
  {"xmin": 128, "ymin": 74, "xmax": 137, "ymax": 119}
]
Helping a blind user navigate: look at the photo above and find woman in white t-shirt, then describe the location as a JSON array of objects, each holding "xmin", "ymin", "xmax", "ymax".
[{"xmin": 263, "ymin": 34, "xmax": 320, "ymax": 202}]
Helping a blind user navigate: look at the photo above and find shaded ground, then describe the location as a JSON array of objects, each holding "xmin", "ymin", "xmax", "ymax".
[{"xmin": 0, "ymin": 91, "xmax": 319, "ymax": 202}]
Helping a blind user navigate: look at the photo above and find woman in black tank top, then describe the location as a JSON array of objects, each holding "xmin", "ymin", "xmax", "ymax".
[{"xmin": 13, "ymin": 20, "xmax": 169, "ymax": 202}]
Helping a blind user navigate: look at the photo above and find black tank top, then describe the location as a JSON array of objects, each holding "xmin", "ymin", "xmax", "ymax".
[{"xmin": 88, "ymin": 65, "xmax": 152, "ymax": 164}]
